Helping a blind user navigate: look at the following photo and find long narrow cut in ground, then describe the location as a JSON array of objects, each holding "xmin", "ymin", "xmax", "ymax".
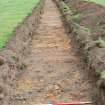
[{"xmin": 13, "ymin": 0, "xmax": 96, "ymax": 104}]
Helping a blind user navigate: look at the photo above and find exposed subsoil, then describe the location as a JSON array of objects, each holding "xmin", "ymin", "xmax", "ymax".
[{"xmin": 10, "ymin": 0, "xmax": 97, "ymax": 104}]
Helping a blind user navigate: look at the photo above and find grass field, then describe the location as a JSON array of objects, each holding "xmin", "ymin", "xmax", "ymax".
[
  {"xmin": 85, "ymin": 0, "xmax": 105, "ymax": 6},
  {"xmin": 0, "ymin": 0, "xmax": 40, "ymax": 49}
]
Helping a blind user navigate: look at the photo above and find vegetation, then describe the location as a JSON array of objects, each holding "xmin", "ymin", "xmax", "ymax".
[
  {"xmin": 97, "ymin": 37, "xmax": 105, "ymax": 48},
  {"xmin": 85, "ymin": 0, "xmax": 105, "ymax": 6},
  {"xmin": 60, "ymin": 1, "xmax": 81, "ymax": 23},
  {"xmin": 0, "ymin": 0, "xmax": 40, "ymax": 48},
  {"xmin": 101, "ymin": 70, "xmax": 105, "ymax": 79},
  {"xmin": 60, "ymin": 1, "xmax": 71, "ymax": 13}
]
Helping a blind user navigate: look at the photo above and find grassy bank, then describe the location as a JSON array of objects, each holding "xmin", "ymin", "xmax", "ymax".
[
  {"xmin": 85, "ymin": 0, "xmax": 105, "ymax": 6},
  {"xmin": 0, "ymin": 0, "xmax": 40, "ymax": 48}
]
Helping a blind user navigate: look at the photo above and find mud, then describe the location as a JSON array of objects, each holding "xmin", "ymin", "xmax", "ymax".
[
  {"xmin": 10, "ymin": 0, "xmax": 97, "ymax": 104},
  {"xmin": 0, "ymin": 0, "xmax": 101, "ymax": 105}
]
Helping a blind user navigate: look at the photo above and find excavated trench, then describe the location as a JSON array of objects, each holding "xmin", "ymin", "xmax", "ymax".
[{"xmin": 9, "ymin": 0, "xmax": 98, "ymax": 104}]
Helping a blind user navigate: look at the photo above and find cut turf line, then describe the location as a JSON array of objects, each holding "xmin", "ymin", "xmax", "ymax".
[{"xmin": 0, "ymin": 0, "xmax": 40, "ymax": 48}]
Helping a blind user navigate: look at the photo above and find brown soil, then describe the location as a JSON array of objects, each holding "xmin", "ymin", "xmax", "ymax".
[
  {"xmin": 0, "ymin": 1, "xmax": 44, "ymax": 105},
  {"xmin": 63, "ymin": 0, "xmax": 105, "ymax": 75},
  {"xmin": 9, "ymin": 0, "xmax": 97, "ymax": 104},
  {"xmin": 64, "ymin": 0, "xmax": 105, "ymax": 26},
  {"xmin": 58, "ymin": 0, "xmax": 105, "ymax": 104},
  {"xmin": 64, "ymin": 0, "xmax": 105, "ymax": 39}
]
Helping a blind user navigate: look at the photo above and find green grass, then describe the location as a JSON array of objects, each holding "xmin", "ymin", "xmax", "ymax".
[
  {"xmin": 0, "ymin": 0, "xmax": 40, "ymax": 48},
  {"xmin": 85, "ymin": 0, "xmax": 105, "ymax": 6}
]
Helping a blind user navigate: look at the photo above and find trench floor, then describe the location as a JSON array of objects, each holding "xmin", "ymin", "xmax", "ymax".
[{"xmin": 14, "ymin": 0, "xmax": 96, "ymax": 104}]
